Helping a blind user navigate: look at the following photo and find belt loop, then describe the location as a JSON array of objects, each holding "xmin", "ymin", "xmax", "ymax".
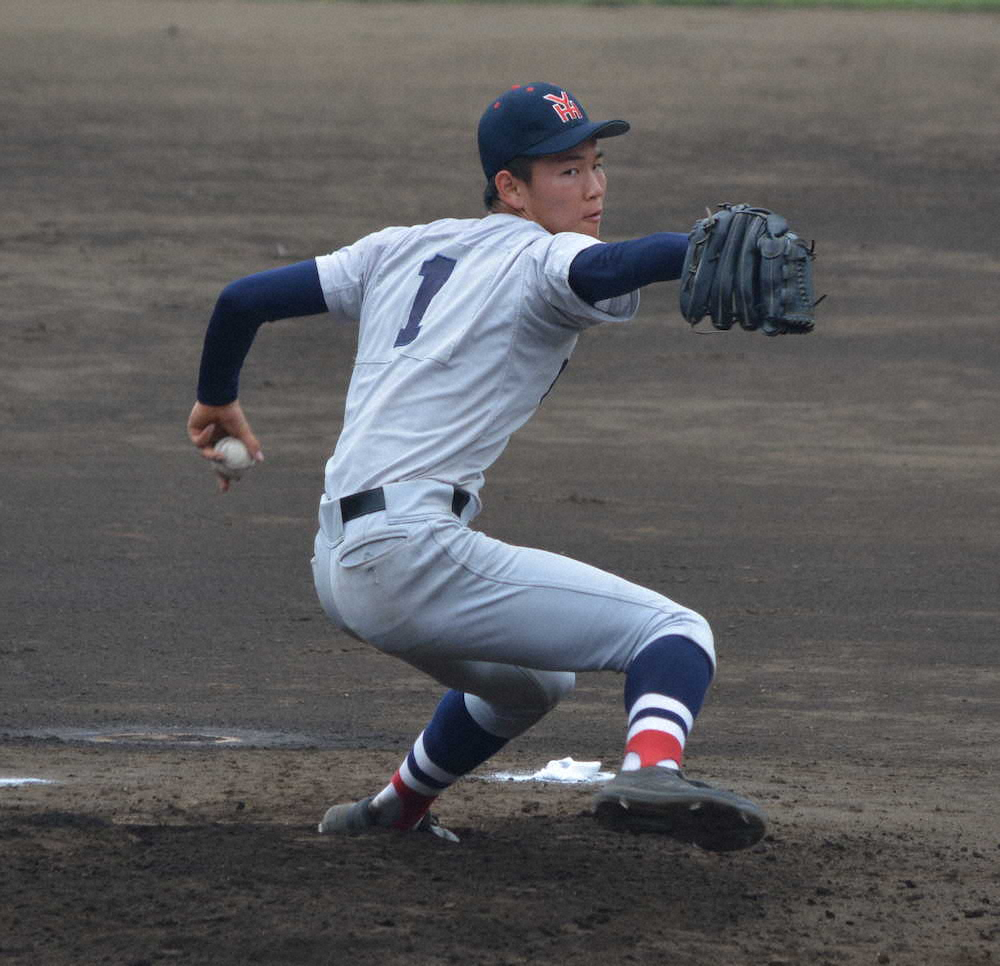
[
  {"xmin": 318, "ymin": 495, "xmax": 344, "ymax": 543},
  {"xmin": 451, "ymin": 489, "xmax": 470, "ymax": 518}
]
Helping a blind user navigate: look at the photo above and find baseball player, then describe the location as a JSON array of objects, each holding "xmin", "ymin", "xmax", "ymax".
[{"xmin": 188, "ymin": 83, "xmax": 767, "ymax": 851}]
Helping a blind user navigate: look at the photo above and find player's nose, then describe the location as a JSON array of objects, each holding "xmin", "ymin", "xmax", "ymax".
[{"xmin": 584, "ymin": 169, "xmax": 605, "ymax": 199}]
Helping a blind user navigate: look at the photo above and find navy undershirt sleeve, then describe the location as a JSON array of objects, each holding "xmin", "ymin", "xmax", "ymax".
[
  {"xmin": 197, "ymin": 259, "xmax": 328, "ymax": 405},
  {"xmin": 568, "ymin": 232, "xmax": 688, "ymax": 306}
]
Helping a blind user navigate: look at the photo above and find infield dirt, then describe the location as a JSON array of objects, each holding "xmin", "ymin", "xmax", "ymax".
[{"xmin": 1, "ymin": 2, "xmax": 998, "ymax": 964}]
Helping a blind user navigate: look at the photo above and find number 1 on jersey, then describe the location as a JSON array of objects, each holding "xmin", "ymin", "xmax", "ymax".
[{"xmin": 394, "ymin": 254, "xmax": 457, "ymax": 348}]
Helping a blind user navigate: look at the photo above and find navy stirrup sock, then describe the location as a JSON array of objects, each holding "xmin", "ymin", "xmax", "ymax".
[
  {"xmin": 375, "ymin": 689, "xmax": 508, "ymax": 829},
  {"xmin": 622, "ymin": 635, "xmax": 714, "ymax": 771}
]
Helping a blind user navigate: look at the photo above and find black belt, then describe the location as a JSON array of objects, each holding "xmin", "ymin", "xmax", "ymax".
[{"xmin": 339, "ymin": 486, "xmax": 470, "ymax": 524}]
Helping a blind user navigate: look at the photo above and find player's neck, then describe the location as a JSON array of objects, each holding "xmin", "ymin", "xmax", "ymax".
[{"xmin": 491, "ymin": 201, "xmax": 535, "ymax": 226}]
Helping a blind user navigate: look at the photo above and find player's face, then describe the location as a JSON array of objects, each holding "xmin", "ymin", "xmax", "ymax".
[{"xmin": 516, "ymin": 140, "xmax": 607, "ymax": 238}]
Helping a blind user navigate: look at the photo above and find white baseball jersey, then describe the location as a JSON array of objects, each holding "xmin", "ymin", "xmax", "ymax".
[
  {"xmin": 311, "ymin": 213, "xmax": 712, "ymax": 736},
  {"xmin": 314, "ymin": 213, "xmax": 639, "ymax": 509}
]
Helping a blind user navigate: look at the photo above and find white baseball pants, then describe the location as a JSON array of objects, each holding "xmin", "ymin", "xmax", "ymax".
[{"xmin": 312, "ymin": 481, "xmax": 713, "ymax": 738}]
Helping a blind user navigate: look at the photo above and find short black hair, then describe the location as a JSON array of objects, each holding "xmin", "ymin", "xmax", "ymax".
[{"xmin": 483, "ymin": 155, "xmax": 535, "ymax": 211}]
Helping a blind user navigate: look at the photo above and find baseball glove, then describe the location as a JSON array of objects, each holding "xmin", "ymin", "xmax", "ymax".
[{"xmin": 679, "ymin": 203, "xmax": 818, "ymax": 336}]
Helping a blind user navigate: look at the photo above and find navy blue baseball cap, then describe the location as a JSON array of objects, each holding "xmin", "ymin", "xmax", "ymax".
[{"xmin": 478, "ymin": 83, "xmax": 630, "ymax": 181}]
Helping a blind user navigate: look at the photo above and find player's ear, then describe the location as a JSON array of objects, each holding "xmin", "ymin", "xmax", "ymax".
[{"xmin": 494, "ymin": 170, "xmax": 525, "ymax": 211}]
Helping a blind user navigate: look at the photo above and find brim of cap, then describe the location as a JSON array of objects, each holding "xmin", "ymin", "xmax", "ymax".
[{"xmin": 520, "ymin": 118, "xmax": 630, "ymax": 160}]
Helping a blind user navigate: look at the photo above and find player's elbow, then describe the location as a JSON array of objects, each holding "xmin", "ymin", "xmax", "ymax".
[{"xmin": 213, "ymin": 276, "xmax": 260, "ymax": 321}]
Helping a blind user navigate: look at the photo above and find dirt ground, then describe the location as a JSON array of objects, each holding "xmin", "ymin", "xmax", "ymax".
[{"xmin": 2, "ymin": 1, "xmax": 999, "ymax": 963}]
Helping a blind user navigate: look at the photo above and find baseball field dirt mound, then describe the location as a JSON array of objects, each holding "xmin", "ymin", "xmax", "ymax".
[{"xmin": 1, "ymin": 2, "xmax": 997, "ymax": 964}]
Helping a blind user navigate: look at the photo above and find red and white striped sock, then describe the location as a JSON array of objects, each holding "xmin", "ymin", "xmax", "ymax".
[
  {"xmin": 374, "ymin": 772, "xmax": 435, "ymax": 830},
  {"xmin": 621, "ymin": 693, "xmax": 695, "ymax": 772},
  {"xmin": 367, "ymin": 690, "xmax": 510, "ymax": 830},
  {"xmin": 621, "ymin": 636, "xmax": 713, "ymax": 772},
  {"xmin": 369, "ymin": 731, "xmax": 460, "ymax": 830}
]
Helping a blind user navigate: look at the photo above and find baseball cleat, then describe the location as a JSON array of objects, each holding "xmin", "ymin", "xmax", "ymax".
[
  {"xmin": 317, "ymin": 796, "xmax": 459, "ymax": 843},
  {"xmin": 593, "ymin": 767, "xmax": 766, "ymax": 852}
]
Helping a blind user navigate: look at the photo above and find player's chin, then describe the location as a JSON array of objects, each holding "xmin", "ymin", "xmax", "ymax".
[{"xmin": 577, "ymin": 218, "xmax": 602, "ymax": 239}]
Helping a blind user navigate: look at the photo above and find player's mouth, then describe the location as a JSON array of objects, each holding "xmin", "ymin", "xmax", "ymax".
[{"xmin": 584, "ymin": 210, "xmax": 602, "ymax": 223}]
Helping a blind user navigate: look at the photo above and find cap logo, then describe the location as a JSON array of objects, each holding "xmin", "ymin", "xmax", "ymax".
[{"xmin": 543, "ymin": 91, "xmax": 583, "ymax": 124}]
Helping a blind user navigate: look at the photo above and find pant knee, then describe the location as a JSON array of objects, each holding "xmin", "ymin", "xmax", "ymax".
[
  {"xmin": 528, "ymin": 668, "xmax": 576, "ymax": 711},
  {"xmin": 642, "ymin": 610, "xmax": 716, "ymax": 671},
  {"xmin": 464, "ymin": 670, "xmax": 575, "ymax": 739},
  {"xmin": 687, "ymin": 611, "xmax": 716, "ymax": 669}
]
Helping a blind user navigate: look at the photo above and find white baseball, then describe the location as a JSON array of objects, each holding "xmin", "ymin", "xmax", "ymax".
[{"xmin": 213, "ymin": 436, "xmax": 255, "ymax": 481}]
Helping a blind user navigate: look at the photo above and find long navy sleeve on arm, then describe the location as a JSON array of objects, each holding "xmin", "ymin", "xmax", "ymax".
[
  {"xmin": 197, "ymin": 259, "xmax": 328, "ymax": 405},
  {"xmin": 568, "ymin": 232, "xmax": 688, "ymax": 305}
]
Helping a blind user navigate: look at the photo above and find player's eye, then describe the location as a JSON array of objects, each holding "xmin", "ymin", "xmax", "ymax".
[{"xmin": 563, "ymin": 167, "xmax": 580, "ymax": 176}]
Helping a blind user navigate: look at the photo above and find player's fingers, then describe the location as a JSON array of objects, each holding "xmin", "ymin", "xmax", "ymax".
[
  {"xmin": 187, "ymin": 402, "xmax": 212, "ymax": 432},
  {"xmin": 189, "ymin": 420, "xmax": 217, "ymax": 450},
  {"xmin": 195, "ymin": 431, "xmax": 228, "ymax": 462},
  {"xmin": 235, "ymin": 428, "xmax": 264, "ymax": 463},
  {"xmin": 203, "ymin": 403, "xmax": 263, "ymax": 463},
  {"xmin": 188, "ymin": 403, "xmax": 228, "ymax": 455},
  {"xmin": 187, "ymin": 401, "xmax": 250, "ymax": 459}
]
